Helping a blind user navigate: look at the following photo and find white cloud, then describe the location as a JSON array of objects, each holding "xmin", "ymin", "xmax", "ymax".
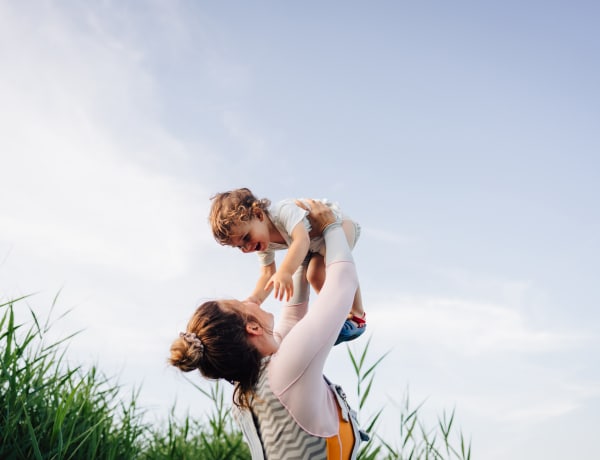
[
  {"xmin": 370, "ymin": 296, "xmax": 583, "ymax": 356},
  {"xmin": 505, "ymin": 400, "xmax": 579, "ymax": 422},
  {"xmin": 0, "ymin": 2, "xmax": 210, "ymax": 281},
  {"xmin": 2, "ymin": 161, "xmax": 202, "ymax": 281}
]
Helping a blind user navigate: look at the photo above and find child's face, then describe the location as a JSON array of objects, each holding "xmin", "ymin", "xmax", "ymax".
[{"xmin": 228, "ymin": 217, "xmax": 271, "ymax": 253}]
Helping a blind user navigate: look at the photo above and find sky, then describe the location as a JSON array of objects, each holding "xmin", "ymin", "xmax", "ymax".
[{"xmin": 1, "ymin": 1, "xmax": 599, "ymax": 458}]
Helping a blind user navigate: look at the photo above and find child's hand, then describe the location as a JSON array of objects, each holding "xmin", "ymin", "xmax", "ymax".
[{"xmin": 266, "ymin": 271, "xmax": 294, "ymax": 302}]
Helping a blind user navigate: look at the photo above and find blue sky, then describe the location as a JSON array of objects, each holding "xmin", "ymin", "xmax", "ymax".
[{"xmin": 1, "ymin": 1, "xmax": 599, "ymax": 458}]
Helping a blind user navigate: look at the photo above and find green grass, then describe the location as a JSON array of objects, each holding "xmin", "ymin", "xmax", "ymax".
[
  {"xmin": 141, "ymin": 381, "xmax": 249, "ymax": 460},
  {"xmin": 0, "ymin": 295, "xmax": 144, "ymax": 459},
  {"xmin": 1, "ymin": 294, "xmax": 471, "ymax": 459}
]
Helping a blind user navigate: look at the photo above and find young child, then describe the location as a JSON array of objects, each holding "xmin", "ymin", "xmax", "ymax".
[{"xmin": 209, "ymin": 187, "xmax": 366, "ymax": 345}]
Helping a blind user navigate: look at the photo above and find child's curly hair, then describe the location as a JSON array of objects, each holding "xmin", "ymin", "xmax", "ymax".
[{"xmin": 209, "ymin": 188, "xmax": 271, "ymax": 245}]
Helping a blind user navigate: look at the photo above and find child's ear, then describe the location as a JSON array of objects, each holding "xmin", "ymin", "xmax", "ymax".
[{"xmin": 255, "ymin": 208, "xmax": 264, "ymax": 221}]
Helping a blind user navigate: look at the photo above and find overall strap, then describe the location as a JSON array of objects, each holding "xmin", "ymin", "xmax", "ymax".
[
  {"xmin": 323, "ymin": 375, "xmax": 370, "ymax": 460},
  {"xmin": 231, "ymin": 404, "xmax": 265, "ymax": 460}
]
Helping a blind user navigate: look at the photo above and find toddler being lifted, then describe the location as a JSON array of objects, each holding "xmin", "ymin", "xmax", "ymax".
[{"xmin": 209, "ymin": 187, "xmax": 366, "ymax": 345}]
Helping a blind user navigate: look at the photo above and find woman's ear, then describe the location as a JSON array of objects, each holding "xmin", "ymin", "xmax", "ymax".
[{"xmin": 246, "ymin": 321, "xmax": 262, "ymax": 336}]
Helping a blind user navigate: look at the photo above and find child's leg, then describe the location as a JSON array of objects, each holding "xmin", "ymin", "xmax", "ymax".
[
  {"xmin": 350, "ymin": 286, "xmax": 365, "ymax": 320},
  {"xmin": 341, "ymin": 219, "xmax": 365, "ymax": 320},
  {"xmin": 307, "ymin": 253, "xmax": 325, "ymax": 294}
]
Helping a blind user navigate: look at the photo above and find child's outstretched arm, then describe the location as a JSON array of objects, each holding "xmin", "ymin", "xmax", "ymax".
[
  {"xmin": 266, "ymin": 222, "xmax": 310, "ymax": 301},
  {"xmin": 247, "ymin": 262, "xmax": 276, "ymax": 305}
]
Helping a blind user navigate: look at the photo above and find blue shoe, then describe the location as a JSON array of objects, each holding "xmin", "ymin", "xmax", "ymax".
[{"xmin": 335, "ymin": 314, "xmax": 367, "ymax": 345}]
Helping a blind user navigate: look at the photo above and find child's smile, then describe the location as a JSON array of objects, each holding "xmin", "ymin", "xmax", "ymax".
[{"xmin": 229, "ymin": 219, "xmax": 271, "ymax": 253}]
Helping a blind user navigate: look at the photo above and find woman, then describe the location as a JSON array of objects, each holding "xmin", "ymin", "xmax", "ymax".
[{"xmin": 170, "ymin": 199, "xmax": 367, "ymax": 459}]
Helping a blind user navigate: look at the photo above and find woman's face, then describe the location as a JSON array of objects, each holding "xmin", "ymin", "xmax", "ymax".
[{"xmin": 222, "ymin": 299, "xmax": 274, "ymax": 331}]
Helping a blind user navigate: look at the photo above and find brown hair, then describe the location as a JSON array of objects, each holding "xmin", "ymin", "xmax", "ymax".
[
  {"xmin": 169, "ymin": 300, "xmax": 263, "ymax": 408},
  {"xmin": 209, "ymin": 188, "xmax": 271, "ymax": 245}
]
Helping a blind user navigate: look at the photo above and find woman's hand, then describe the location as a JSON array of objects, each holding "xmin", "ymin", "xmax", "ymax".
[{"xmin": 296, "ymin": 199, "xmax": 337, "ymax": 236}]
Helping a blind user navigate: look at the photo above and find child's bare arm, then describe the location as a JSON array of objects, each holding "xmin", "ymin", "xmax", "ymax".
[
  {"xmin": 247, "ymin": 262, "xmax": 276, "ymax": 304},
  {"xmin": 266, "ymin": 222, "xmax": 310, "ymax": 301}
]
